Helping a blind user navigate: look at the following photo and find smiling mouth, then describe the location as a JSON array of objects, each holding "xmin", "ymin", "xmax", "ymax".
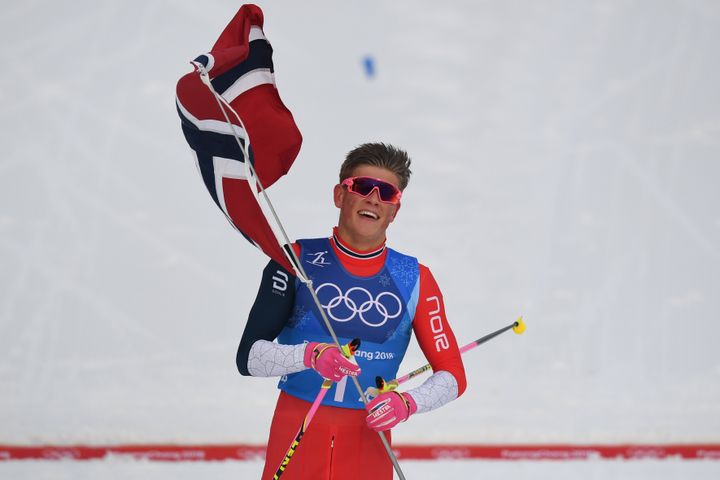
[{"xmin": 358, "ymin": 210, "xmax": 379, "ymax": 220}]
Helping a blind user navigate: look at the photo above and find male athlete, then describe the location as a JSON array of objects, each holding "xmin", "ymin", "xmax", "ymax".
[{"xmin": 237, "ymin": 143, "xmax": 466, "ymax": 479}]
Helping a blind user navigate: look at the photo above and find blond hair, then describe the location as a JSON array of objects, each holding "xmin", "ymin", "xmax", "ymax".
[{"xmin": 339, "ymin": 143, "xmax": 412, "ymax": 191}]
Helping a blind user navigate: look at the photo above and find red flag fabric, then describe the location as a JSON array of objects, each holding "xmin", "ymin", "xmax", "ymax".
[{"xmin": 176, "ymin": 4, "xmax": 302, "ymax": 273}]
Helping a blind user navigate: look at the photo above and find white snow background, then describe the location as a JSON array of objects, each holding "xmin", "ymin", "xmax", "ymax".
[
  {"xmin": 2, "ymin": 458, "xmax": 720, "ymax": 480},
  {"xmin": 1, "ymin": 1, "xmax": 719, "ymax": 477}
]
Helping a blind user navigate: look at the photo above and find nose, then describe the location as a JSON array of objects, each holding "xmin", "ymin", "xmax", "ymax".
[{"xmin": 366, "ymin": 187, "xmax": 382, "ymax": 204}]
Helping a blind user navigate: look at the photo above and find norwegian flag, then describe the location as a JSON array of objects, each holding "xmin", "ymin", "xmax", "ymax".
[{"xmin": 176, "ymin": 4, "xmax": 302, "ymax": 273}]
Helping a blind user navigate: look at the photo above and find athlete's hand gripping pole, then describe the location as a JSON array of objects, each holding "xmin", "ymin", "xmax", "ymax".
[
  {"xmin": 365, "ymin": 377, "xmax": 418, "ymax": 432},
  {"xmin": 304, "ymin": 340, "xmax": 361, "ymax": 382},
  {"xmin": 273, "ymin": 339, "xmax": 360, "ymax": 479},
  {"xmin": 366, "ymin": 317, "xmax": 526, "ymax": 399}
]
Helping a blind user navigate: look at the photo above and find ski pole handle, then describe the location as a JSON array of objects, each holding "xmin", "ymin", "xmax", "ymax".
[{"xmin": 340, "ymin": 337, "xmax": 361, "ymax": 359}]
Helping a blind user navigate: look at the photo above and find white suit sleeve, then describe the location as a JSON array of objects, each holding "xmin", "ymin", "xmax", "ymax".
[
  {"xmin": 406, "ymin": 370, "xmax": 459, "ymax": 414},
  {"xmin": 246, "ymin": 340, "xmax": 307, "ymax": 377}
]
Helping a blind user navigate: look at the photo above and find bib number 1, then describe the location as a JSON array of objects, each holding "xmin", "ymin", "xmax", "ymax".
[{"xmin": 333, "ymin": 376, "xmax": 348, "ymax": 402}]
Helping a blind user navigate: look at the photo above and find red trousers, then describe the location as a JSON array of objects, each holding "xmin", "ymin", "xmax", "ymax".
[{"xmin": 261, "ymin": 391, "xmax": 393, "ymax": 480}]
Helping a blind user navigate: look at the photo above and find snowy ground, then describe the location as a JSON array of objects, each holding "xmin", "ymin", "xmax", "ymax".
[
  {"xmin": 2, "ymin": 459, "xmax": 719, "ymax": 480},
  {"xmin": 1, "ymin": 0, "xmax": 719, "ymax": 457}
]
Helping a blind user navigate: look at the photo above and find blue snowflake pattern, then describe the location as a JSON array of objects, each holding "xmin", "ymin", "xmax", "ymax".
[
  {"xmin": 386, "ymin": 314, "xmax": 412, "ymax": 341},
  {"xmin": 378, "ymin": 274, "xmax": 392, "ymax": 287},
  {"xmin": 288, "ymin": 305, "xmax": 308, "ymax": 328},
  {"xmin": 387, "ymin": 256, "xmax": 418, "ymax": 289}
]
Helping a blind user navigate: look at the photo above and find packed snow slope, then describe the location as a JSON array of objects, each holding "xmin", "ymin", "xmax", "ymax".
[{"xmin": 1, "ymin": 0, "xmax": 718, "ymax": 444}]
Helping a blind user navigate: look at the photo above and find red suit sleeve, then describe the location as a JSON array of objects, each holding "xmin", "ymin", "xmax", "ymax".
[{"xmin": 412, "ymin": 265, "xmax": 467, "ymax": 396}]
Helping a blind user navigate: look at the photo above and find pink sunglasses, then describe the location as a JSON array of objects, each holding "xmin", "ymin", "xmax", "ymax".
[{"xmin": 341, "ymin": 176, "xmax": 402, "ymax": 204}]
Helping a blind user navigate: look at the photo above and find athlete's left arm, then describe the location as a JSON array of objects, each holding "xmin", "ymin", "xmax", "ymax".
[{"xmin": 407, "ymin": 265, "xmax": 467, "ymax": 413}]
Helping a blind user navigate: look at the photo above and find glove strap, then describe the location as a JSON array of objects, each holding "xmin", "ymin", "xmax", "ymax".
[
  {"xmin": 310, "ymin": 343, "xmax": 334, "ymax": 369},
  {"xmin": 397, "ymin": 392, "xmax": 417, "ymax": 418}
]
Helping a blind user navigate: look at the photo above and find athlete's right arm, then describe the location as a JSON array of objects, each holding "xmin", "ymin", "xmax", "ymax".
[
  {"xmin": 236, "ymin": 256, "xmax": 361, "ymax": 380},
  {"xmin": 236, "ymin": 259, "xmax": 303, "ymax": 377}
]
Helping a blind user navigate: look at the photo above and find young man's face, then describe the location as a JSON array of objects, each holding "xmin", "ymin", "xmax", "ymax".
[{"xmin": 333, "ymin": 165, "xmax": 402, "ymax": 250}]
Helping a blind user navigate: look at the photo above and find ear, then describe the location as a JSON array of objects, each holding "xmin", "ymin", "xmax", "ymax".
[{"xmin": 333, "ymin": 184, "xmax": 344, "ymax": 208}]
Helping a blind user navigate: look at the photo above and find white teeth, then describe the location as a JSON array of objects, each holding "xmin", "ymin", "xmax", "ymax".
[{"xmin": 359, "ymin": 210, "xmax": 379, "ymax": 219}]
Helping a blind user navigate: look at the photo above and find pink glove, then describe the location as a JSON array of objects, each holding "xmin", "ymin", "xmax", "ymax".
[
  {"xmin": 365, "ymin": 391, "xmax": 417, "ymax": 432},
  {"xmin": 304, "ymin": 342, "xmax": 361, "ymax": 382}
]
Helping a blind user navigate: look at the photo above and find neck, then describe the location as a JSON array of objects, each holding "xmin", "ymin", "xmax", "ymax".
[{"xmin": 333, "ymin": 227, "xmax": 386, "ymax": 257}]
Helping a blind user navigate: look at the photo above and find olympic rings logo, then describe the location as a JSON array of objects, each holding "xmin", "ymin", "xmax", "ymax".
[{"xmin": 315, "ymin": 283, "xmax": 402, "ymax": 327}]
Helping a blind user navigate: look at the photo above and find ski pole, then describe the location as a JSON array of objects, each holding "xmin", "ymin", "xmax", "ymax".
[
  {"xmin": 370, "ymin": 317, "xmax": 526, "ymax": 396},
  {"xmin": 272, "ymin": 379, "xmax": 331, "ymax": 479},
  {"xmin": 273, "ymin": 339, "xmax": 360, "ymax": 479}
]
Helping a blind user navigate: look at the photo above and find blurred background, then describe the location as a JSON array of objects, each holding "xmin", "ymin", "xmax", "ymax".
[{"xmin": 1, "ymin": 0, "xmax": 719, "ymax": 460}]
